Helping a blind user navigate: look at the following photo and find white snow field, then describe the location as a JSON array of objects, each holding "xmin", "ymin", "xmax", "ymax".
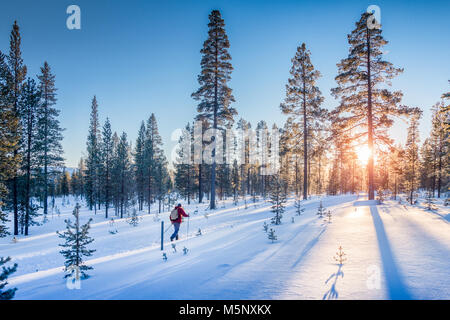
[{"xmin": 1, "ymin": 194, "xmax": 449, "ymax": 300}]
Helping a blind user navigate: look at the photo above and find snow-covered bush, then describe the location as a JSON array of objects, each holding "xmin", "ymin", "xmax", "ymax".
[
  {"xmin": 424, "ymin": 192, "xmax": 437, "ymax": 211},
  {"xmin": 317, "ymin": 201, "xmax": 327, "ymax": 218},
  {"xmin": 294, "ymin": 198, "xmax": 305, "ymax": 216},
  {"xmin": 127, "ymin": 208, "xmax": 139, "ymax": 227},
  {"xmin": 270, "ymin": 177, "xmax": 286, "ymax": 225},
  {"xmin": 268, "ymin": 228, "xmax": 277, "ymax": 243},
  {"xmin": 334, "ymin": 246, "xmax": 347, "ymax": 265},
  {"xmin": 0, "ymin": 257, "xmax": 17, "ymax": 300}
]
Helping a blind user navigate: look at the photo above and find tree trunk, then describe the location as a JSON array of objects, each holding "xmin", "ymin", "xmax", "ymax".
[
  {"xmin": 366, "ymin": 28, "xmax": 375, "ymax": 200},
  {"xmin": 198, "ymin": 163, "xmax": 203, "ymax": 203},
  {"xmin": 303, "ymin": 80, "xmax": 308, "ymax": 200}
]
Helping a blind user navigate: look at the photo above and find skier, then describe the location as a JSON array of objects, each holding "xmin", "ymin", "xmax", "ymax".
[{"xmin": 170, "ymin": 203, "xmax": 189, "ymax": 241}]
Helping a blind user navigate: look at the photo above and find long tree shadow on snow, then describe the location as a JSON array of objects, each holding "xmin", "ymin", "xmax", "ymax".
[
  {"xmin": 369, "ymin": 205, "xmax": 412, "ymax": 299},
  {"xmin": 322, "ymin": 264, "xmax": 344, "ymax": 300}
]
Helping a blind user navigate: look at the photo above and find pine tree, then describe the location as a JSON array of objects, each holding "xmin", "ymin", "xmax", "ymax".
[
  {"xmin": 144, "ymin": 114, "xmax": 163, "ymax": 214},
  {"xmin": 0, "ymin": 256, "xmax": 17, "ymax": 300},
  {"xmin": 0, "ymin": 63, "xmax": 18, "ymax": 296},
  {"xmin": 127, "ymin": 208, "xmax": 139, "ymax": 227},
  {"xmin": 317, "ymin": 200, "xmax": 326, "ymax": 218},
  {"xmin": 36, "ymin": 62, "xmax": 64, "ymax": 215},
  {"xmin": 430, "ymin": 102, "xmax": 448, "ymax": 198},
  {"xmin": 155, "ymin": 157, "xmax": 170, "ymax": 214},
  {"xmin": 85, "ymin": 96, "xmax": 101, "ymax": 212},
  {"xmin": 76, "ymin": 158, "xmax": 86, "ymax": 199},
  {"xmin": 115, "ymin": 132, "xmax": 132, "ymax": 218},
  {"xmin": 334, "ymin": 246, "xmax": 347, "ymax": 265},
  {"xmin": 331, "ymin": 12, "xmax": 414, "ymax": 200},
  {"xmin": 192, "ymin": 10, "xmax": 237, "ymax": 210},
  {"xmin": 60, "ymin": 168, "xmax": 70, "ymax": 199},
  {"xmin": 20, "ymin": 78, "xmax": 40, "ymax": 235},
  {"xmin": 57, "ymin": 203, "xmax": 95, "ymax": 279},
  {"xmin": 294, "ymin": 198, "xmax": 305, "ymax": 216},
  {"xmin": 175, "ymin": 123, "xmax": 196, "ymax": 204},
  {"xmin": 134, "ymin": 121, "xmax": 146, "ymax": 211},
  {"xmin": 0, "ymin": 50, "xmax": 21, "ymax": 238},
  {"xmin": 281, "ymin": 43, "xmax": 326, "ymax": 200},
  {"xmin": 424, "ymin": 191, "xmax": 437, "ymax": 211},
  {"xmin": 7, "ymin": 21, "xmax": 27, "ymax": 236},
  {"xmin": 100, "ymin": 118, "xmax": 113, "ymax": 218},
  {"xmin": 231, "ymin": 159, "xmax": 240, "ymax": 202},
  {"xmin": 404, "ymin": 113, "xmax": 422, "ymax": 205},
  {"xmin": 269, "ymin": 177, "xmax": 286, "ymax": 225},
  {"xmin": 268, "ymin": 228, "xmax": 277, "ymax": 243}
]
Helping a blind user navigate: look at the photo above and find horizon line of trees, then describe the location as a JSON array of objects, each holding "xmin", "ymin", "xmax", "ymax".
[{"xmin": 1, "ymin": 11, "xmax": 449, "ymax": 238}]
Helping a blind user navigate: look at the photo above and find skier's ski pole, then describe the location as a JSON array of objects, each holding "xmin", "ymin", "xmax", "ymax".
[{"xmin": 186, "ymin": 216, "xmax": 190, "ymax": 243}]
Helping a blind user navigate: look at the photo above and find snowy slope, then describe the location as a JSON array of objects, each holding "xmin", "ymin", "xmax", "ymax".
[{"xmin": 1, "ymin": 194, "xmax": 449, "ymax": 300}]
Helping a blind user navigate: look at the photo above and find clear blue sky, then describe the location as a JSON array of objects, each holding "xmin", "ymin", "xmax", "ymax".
[{"xmin": 1, "ymin": 0, "xmax": 449, "ymax": 167}]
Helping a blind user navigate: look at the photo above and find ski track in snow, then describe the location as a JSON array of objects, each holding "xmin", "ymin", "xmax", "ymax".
[{"xmin": 1, "ymin": 194, "xmax": 449, "ymax": 299}]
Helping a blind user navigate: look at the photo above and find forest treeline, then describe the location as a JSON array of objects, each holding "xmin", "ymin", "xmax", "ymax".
[{"xmin": 1, "ymin": 10, "xmax": 449, "ymax": 239}]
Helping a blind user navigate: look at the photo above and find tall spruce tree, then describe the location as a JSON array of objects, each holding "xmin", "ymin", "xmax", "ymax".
[
  {"xmin": 0, "ymin": 51, "xmax": 20, "ymax": 238},
  {"xmin": 57, "ymin": 203, "xmax": 95, "ymax": 279},
  {"xmin": 144, "ymin": 114, "xmax": 163, "ymax": 214},
  {"xmin": 7, "ymin": 21, "xmax": 27, "ymax": 235},
  {"xmin": 175, "ymin": 123, "xmax": 196, "ymax": 204},
  {"xmin": 101, "ymin": 118, "xmax": 113, "ymax": 218},
  {"xmin": 85, "ymin": 96, "xmax": 101, "ymax": 212},
  {"xmin": 430, "ymin": 102, "xmax": 448, "ymax": 197},
  {"xmin": 0, "ymin": 52, "xmax": 18, "ymax": 298},
  {"xmin": 404, "ymin": 112, "xmax": 422, "ymax": 204},
  {"xmin": 36, "ymin": 61, "xmax": 64, "ymax": 215},
  {"xmin": 192, "ymin": 10, "xmax": 237, "ymax": 209},
  {"xmin": 115, "ymin": 132, "xmax": 131, "ymax": 218},
  {"xmin": 281, "ymin": 43, "xmax": 326, "ymax": 200},
  {"xmin": 331, "ymin": 12, "xmax": 413, "ymax": 200},
  {"xmin": 134, "ymin": 121, "xmax": 146, "ymax": 211},
  {"xmin": 20, "ymin": 78, "xmax": 40, "ymax": 235}
]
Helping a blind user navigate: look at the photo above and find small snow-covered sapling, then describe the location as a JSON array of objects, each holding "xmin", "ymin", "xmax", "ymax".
[
  {"xmin": 196, "ymin": 228, "xmax": 202, "ymax": 236},
  {"xmin": 444, "ymin": 198, "xmax": 449, "ymax": 207},
  {"xmin": 183, "ymin": 247, "xmax": 189, "ymax": 255},
  {"xmin": 162, "ymin": 253, "xmax": 168, "ymax": 261},
  {"xmin": 425, "ymin": 192, "xmax": 437, "ymax": 211},
  {"xmin": 171, "ymin": 243, "xmax": 177, "ymax": 253},
  {"xmin": 317, "ymin": 201, "xmax": 327, "ymax": 218},
  {"xmin": 334, "ymin": 246, "xmax": 347, "ymax": 265},
  {"xmin": 325, "ymin": 210, "xmax": 332, "ymax": 223},
  {"xmin": 263, "ymin": 222, "xmax": 269, "ymax": 233},
  {"xmin": 127, "ymin": 209, "xmax": 139, "ymax": 227},
  {"xmin": 376, "ymin": 187, "xmax": 385, "ymax": 204},
  {"xmin": 268, "ymin": 228, "xmax": 277, "ymax": 243},
  {"xmin": 294, "ymin": 199, "xmax": 305, "ymax": 216},
  {"xmin": 291, "ymin": 217, "xmax": 295, "ymax": 224}
]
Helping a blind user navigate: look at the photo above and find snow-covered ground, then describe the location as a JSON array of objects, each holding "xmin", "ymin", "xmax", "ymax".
[{"xmin": 1, "ymin": 194, "xmax": 449, "ymax": 300}]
